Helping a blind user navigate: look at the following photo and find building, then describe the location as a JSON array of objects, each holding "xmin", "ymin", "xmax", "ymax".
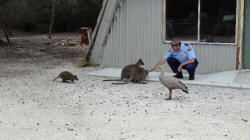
[{"xmin": 87, "ymin": 0, "xmax": 249, "ymax": 74}]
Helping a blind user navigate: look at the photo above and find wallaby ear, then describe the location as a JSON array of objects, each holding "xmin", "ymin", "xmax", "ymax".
[{"xmin": 140, "ymin": 59, "xmax": 144, "ymax": 65}]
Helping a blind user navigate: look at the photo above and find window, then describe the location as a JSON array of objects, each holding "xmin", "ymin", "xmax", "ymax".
[{"xmin": 165, "ymin": 0, "xmax": 237, "ymax": 43}]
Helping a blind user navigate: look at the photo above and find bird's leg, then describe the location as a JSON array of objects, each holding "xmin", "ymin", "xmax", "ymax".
[
  {"xmin": 165, "ymin": 89, "xmax": 172, "ymax": 100},
  {"xmin": 169, "ymin": 90, "xmax": 172, "ymax": 100}
]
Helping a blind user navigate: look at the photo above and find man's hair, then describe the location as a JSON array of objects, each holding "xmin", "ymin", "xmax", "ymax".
[{"xmin": 171, "ymin": 40, "xmax": 181, "ymax": 46}]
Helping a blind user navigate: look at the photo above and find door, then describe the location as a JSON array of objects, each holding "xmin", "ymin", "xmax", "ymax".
[{"xmin": 243, "ymin": 0, "xmax": 250, "ymax": 68}]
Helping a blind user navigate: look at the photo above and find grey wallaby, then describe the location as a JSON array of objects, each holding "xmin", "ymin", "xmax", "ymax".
[
  {"xmin": 112, "ymin": 66, "xmax": 149, "ymax": 84},
  {"xmin": 102, "ymin": 58, "xmax": 144, "ymax": 82}
]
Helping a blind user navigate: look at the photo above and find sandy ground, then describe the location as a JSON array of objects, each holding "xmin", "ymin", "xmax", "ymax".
[{"xmin": 0, "ymin": 34, "xmax": 250, "ymax": 140}]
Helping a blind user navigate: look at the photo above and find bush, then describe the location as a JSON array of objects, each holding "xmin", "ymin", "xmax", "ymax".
[{"xmin": 1, "ymin": 0, "xmax": 103, "ymax": 33}]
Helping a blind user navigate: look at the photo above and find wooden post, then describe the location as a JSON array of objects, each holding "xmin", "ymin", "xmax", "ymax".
[{"xmin": 236, "ymin": 0, "xmax": 244, "ymax": 70}]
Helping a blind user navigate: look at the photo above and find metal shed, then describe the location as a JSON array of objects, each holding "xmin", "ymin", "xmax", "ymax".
[{"xmin": 87, "ymin": 0, "xmax": 249, "ymax": 74}]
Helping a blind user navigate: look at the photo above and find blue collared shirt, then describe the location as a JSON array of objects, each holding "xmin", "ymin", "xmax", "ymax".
[{"xmin": 164, "ymin": 43, "xmax": 196, "ymax": 63}]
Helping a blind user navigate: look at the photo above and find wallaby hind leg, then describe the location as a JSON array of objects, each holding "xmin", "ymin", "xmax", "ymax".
[
  {"xmin": 62, "ymin": 79, "xmax": 68, "ymax": 83},
  {"xmin": 132, "ymin": 79, "xmax": 147, "ymax": 84},
  {"xmin": 138, "ymin": 81, "xmax": 147, "ymax": 84}
]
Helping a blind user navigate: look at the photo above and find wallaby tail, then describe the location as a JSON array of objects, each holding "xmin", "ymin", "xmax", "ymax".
[
  {"xmin": 112, "ymin": 82, "xmax": 128, "ymax": 85},
  {"xmin": 102, "ymin": 79, "xmax": 121, "ymax": 81},
  {"xmin": 53, "ymin": 76, "xmax": 59, "ymax": 81}
]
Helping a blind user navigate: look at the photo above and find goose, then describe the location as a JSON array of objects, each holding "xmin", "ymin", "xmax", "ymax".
[{"xmin": 158, "ymin": 66, "xmax": 188, "ymax": 100}]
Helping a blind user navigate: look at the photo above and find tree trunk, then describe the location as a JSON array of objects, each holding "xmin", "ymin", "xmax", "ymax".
[
  {"xmin": 49, "ymin": 0, "xmax": 57, "ymax": 39},
  {"xmin": 2, "ymin": 25, "xmax": 10, "ymax": 43},
  {"xmin": 0, "ymin": 38, "xmax": 7, "ymax": 45},
  {"xmin": 0, "ymin": 0, "xmax": 10, "ymax": 45},
  {"xmin": 0, "ymin": 24, "xmax": 10, "ymax": 45}
]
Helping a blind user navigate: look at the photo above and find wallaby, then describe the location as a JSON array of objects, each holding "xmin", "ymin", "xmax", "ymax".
[
  {"xmin": 53, "ymin": 71, "xmax": 78, "ymax": 83},
  {"xmin": 102, "ymin": 58, "xmax": 144, "ymax": 82},
  {"xmin": 112, "ymin": 66, "xmax": 149, "ymax": 84}
]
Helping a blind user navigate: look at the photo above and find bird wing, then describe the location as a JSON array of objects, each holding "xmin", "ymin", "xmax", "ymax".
[{"xmin": 175, "ymin": 81, "xmax": 188, "ymax": 93}]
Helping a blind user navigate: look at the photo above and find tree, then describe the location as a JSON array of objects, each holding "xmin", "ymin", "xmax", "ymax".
[
  {"xmin": 1, "ymin": 0, "xmax": 103, "ymax": 36},
  {"xmin": 0, "ymin": 0, "xmax": 10, "ymax": 45},
  {"xmin": 49, "ymin": 0, "xmax": 57, "ymax": 39}
]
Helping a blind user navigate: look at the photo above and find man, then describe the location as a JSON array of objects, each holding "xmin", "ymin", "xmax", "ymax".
[{"xmin": 151, "ymin": 40, "xmax": 198, "ymax": 80}]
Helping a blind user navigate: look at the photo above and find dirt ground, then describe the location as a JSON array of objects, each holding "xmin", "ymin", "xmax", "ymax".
[{"xmin": 0, "ymin": 34, "xmax": 250, "ymax": 140}]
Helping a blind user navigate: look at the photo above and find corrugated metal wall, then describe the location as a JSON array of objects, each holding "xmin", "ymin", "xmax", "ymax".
[{"xmin": 102, "ymin": 0, "xmax": 237, "ymax": 74}]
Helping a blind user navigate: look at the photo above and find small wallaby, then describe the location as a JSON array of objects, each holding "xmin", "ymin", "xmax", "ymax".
[
  {"xmin": 102, "ymin": 58, "xmax": 144, "ymax": 82},
  {"xmin": 112, "ymin": 66, "xmax": 149, "ymax": 84},
  {"xmin": 53, "ymin": 71, "xmax": 78, "ymax": 83}
]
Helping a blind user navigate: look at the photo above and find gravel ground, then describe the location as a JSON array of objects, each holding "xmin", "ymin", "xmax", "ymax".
[{"xmin": 0, "ymin": 35, "xmax": 250, "ymax": 140}]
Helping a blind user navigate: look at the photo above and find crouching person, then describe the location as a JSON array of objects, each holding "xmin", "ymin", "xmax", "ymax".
[{"xmin": 151, "ymin": 40, "xmax": 198, "ymax": 80}]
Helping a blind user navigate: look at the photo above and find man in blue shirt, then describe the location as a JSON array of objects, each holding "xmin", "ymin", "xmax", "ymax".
[{"xmin": 151, "ymin": 40, "xmax": 199, "ymax": 80}]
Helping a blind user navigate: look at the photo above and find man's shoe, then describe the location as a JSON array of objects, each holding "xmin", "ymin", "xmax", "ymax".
[
  {"xmin": 173, "ymin": 72, "xmax": 183, "ymax": 79},
  {"xmin": 189, "ymin": 76, "xmax": 194, "ymax": 80}
]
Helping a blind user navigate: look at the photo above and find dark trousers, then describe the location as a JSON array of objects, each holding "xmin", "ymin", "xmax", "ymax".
[{"xmin": 167, "ymin": 57, "xmax": 198, "ymax": 77}]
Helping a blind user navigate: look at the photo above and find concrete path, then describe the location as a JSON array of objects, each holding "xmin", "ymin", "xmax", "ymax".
[{"xmin": 87, "ymin": 68, "xmax": 250, "ymax": 89}]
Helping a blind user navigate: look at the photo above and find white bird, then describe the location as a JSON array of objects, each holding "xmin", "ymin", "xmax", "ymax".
[{"xmin": 158, "ymin": 66, "xmax": 188, "ymax": 100}]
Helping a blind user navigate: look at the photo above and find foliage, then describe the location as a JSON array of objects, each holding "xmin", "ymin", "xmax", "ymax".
[{"xmin": 0, "ymin": 0, "xmax": 103, "ymax": 33}]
